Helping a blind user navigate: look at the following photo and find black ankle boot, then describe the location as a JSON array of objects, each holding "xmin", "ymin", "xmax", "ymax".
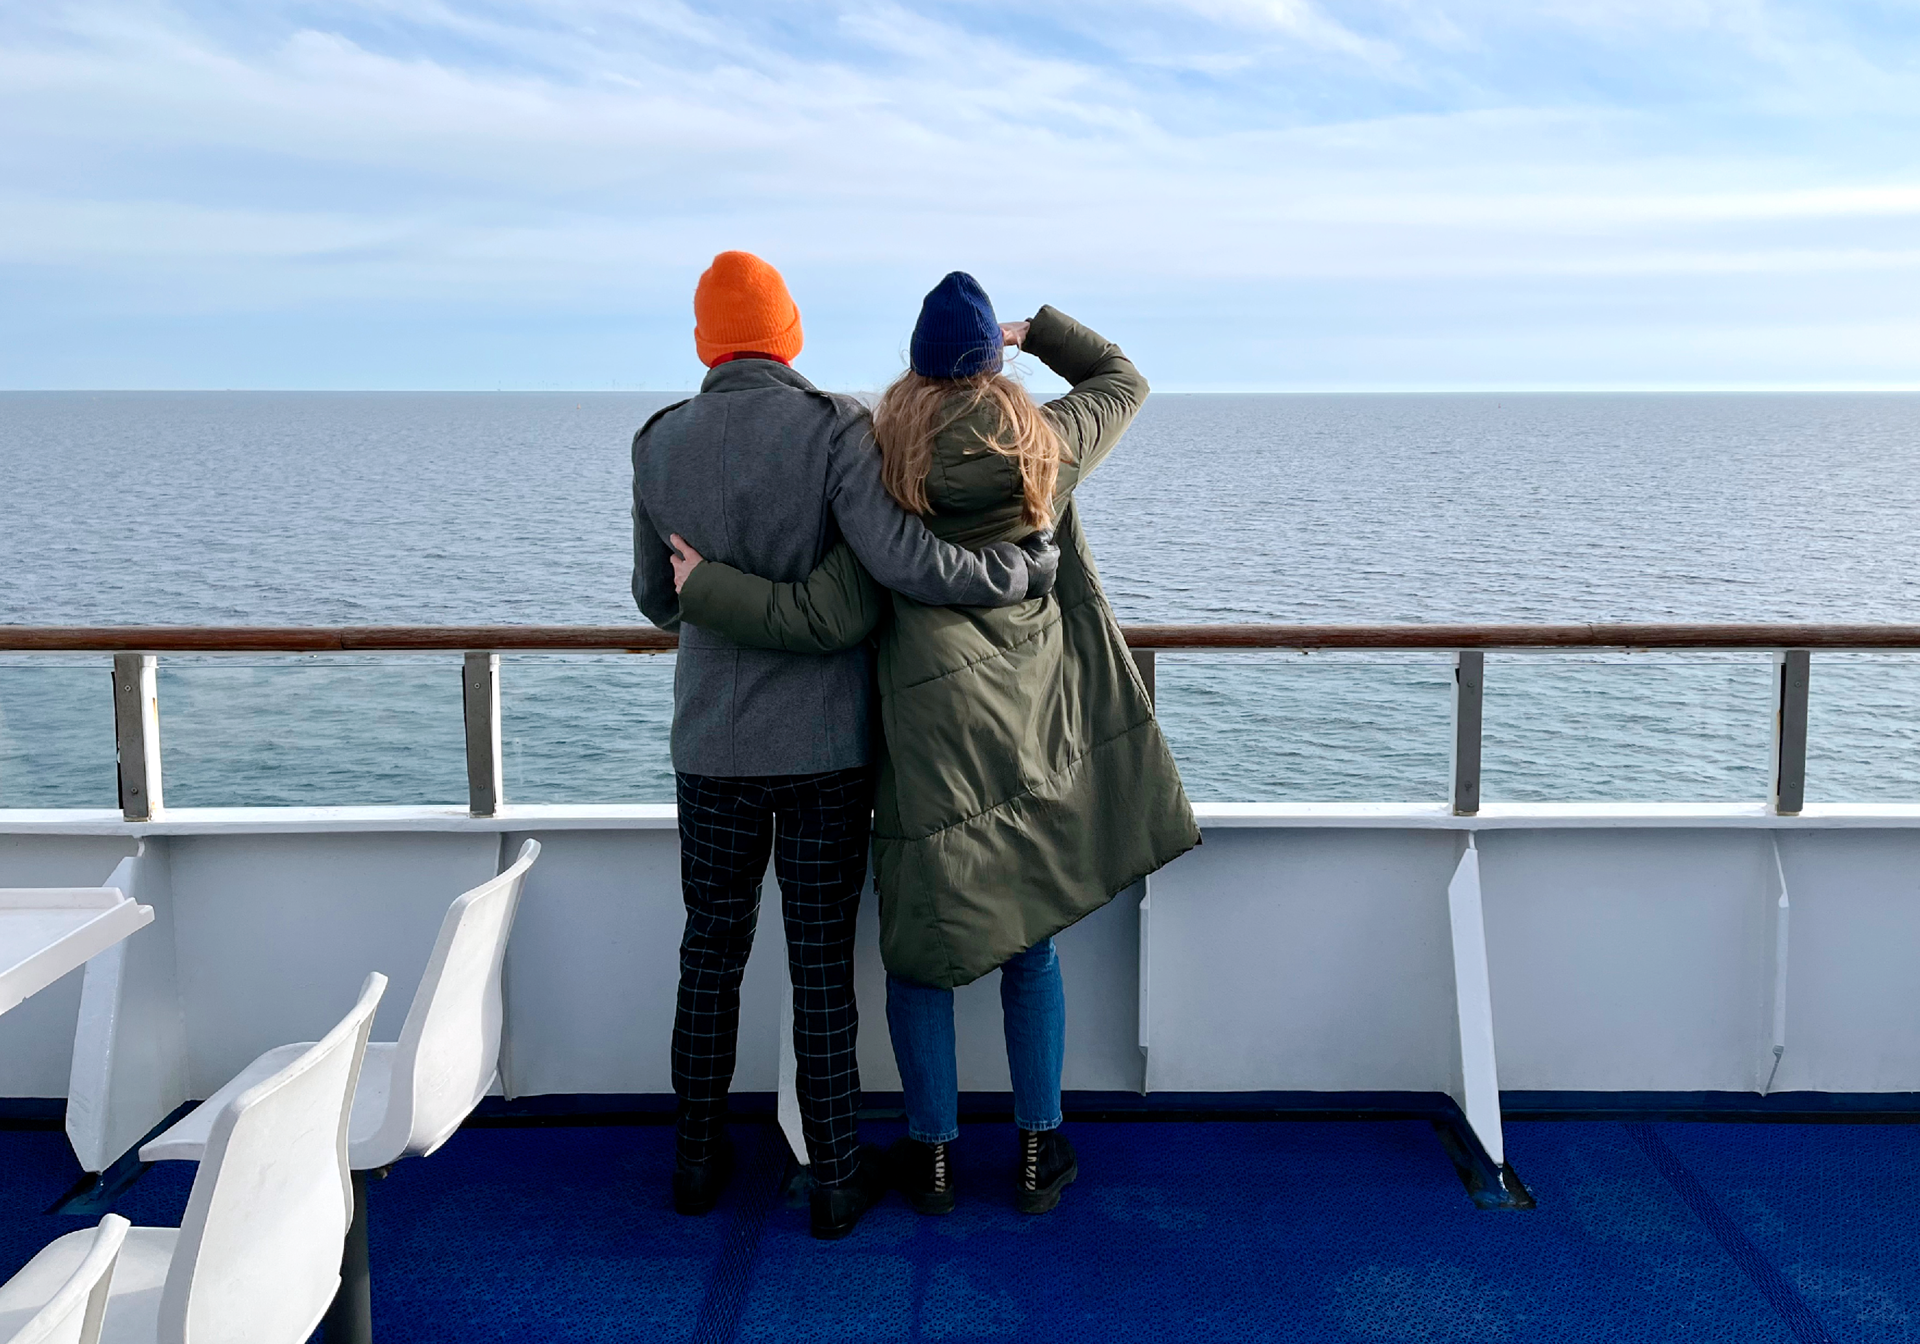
[
  {"xmin": 889, "ymin": 1136, "xmax": 955, "ymax": 1215},
  {"xmin": 811, "ymin": 1144, "xmax": 889, "ymax": 1240},
  {"xmin": 672, "ymin": 1133, "xmax": 735, "ymax": 1215},
  {"xmin": 1015, "ymin": 1128, "xmax": 1077, "ymax": 1215}
]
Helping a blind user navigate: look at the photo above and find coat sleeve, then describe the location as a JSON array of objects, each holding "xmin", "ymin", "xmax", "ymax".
[
  {"xmin": 1020, "ymin": 305, "xmax": 1149, "ymax": 500},
  {"xmin": 677, "ymin": 543, "xmax": 885, "ymax": 653},
  {"xmin": 825, "ymin": 417, "xmax": 1038, "ymax": 606},
  {"xmin": 630, "ymin": 467, "xmax": 681, "ymax": 632}
]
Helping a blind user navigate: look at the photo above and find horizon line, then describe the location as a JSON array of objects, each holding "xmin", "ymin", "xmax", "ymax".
[{"xmin": 5, "ymin": 384, "xmax": 1920, "ymax": 396}]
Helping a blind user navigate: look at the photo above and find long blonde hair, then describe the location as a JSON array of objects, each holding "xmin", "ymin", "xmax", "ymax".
[{"xmin": 871, "ymin": 370, "xmax": 1068, "ymax": 529}]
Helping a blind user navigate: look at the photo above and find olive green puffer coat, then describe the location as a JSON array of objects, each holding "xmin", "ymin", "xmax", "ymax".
[{"xmin": 678, "ymin": 305, "xmax": 1199, "ymax": 987}]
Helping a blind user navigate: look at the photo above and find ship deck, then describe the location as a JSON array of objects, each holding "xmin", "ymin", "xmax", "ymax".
[
  {"xmin": 6, "ymin": 622, "xmax": 1920, "ymax": 1340},
  {"xmin": 4, "ymin": 1110, "xmax": 1914, "ymax": 1343}
]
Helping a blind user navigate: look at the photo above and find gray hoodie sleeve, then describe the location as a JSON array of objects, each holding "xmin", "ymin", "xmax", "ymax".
[
  {"xmin": 630, "ymin": 483, "xmax": 682, "ymax": 631},
  {"xmin": 824, "ymin": 419, "xmax": 1035, "ymax": 607}
]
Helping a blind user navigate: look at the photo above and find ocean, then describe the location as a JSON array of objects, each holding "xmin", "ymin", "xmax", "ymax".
[{"xmin": 3, "ymin": 390, "xmax": 1919, "ymax": 808}]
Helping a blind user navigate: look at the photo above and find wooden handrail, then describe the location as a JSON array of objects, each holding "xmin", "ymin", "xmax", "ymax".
[
  {"xmin": 1120, "ymin": 623, "xmax": 1920, "ymax": 650},
  {"xmin": 0, "ymin": 627, "xmax": 681, "ymax": 654},
  {"xmin": 5, "ymin": 623, "xmax": 1920, "ymax": 653}
]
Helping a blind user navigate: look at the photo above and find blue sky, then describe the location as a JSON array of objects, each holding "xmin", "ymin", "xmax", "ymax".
[{"xmin": 2, "ymin": 1, "xmax": 1917, "ymax": 391}]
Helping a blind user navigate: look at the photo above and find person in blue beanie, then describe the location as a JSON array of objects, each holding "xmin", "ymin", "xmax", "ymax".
[{"xmin": 672, "ymin": 272, "xmax": 1197, "ymax": 1217}]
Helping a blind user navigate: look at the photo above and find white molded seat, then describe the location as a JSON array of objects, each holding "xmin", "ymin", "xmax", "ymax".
[
  {"xmin": 0, "ymin": 975, "xmax": 385, "ymax": 1344},
  {"xmin": 144, "ymin": 840, "xmax": 539, "ymax": 1171},
  {"xmin": 0, "ymin": 1214, "xmax": 127, "ymax": 1344}
]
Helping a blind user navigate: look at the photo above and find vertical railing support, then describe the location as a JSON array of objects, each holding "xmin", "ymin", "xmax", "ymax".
[
  {"xmin": 1132, "ymin": 647, "xmax": 1157, "ymax": 1091},
  {"xmin": 1451, "ymin": 651, "xmax": 1484, "ymax": 816},
  {"xmin": 1137, "ymin": 876, "xmax": 1153, "ymax": 1085},
  {"xmin": 777, "ymin": 962, "xmax": 808, "ymax": 1168},
  {"xmin": 1760, "ymin": 835, "xmax": 1791, "ymax": 1093},
  {"xmin": 1441, "ymin": 835, "xmax": 1532, "ymax": 1208},
  {"xmin": 1771, "ymin": 649, "xmax": 1809, "ymax": 816},
  {"xmin": 112, "ymin": 654, "xmax": 163, "ymax": 822},
  {"xmin": 463, "ymin": 652, "xmax": 503, "ymax": 818}
]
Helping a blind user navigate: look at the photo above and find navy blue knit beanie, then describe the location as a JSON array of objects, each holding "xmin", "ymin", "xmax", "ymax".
[{"xmin": 910, "ymin": 272, "xmax": 1002, "ymax": 379}]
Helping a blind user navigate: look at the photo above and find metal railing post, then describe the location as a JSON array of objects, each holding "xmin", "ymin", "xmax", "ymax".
[
  {"xmin": 111, "ymin": 653, "xmax": 163, "ymax": 822},
  {"xmin": 1771, "ymin": 649, "xmax": 1810, "ymax": 816},
  {"xmin": 463, "ymin": 652, "xmax": 503, "ymax": 818},
  {"xmin": 1131, "ymin": 648, "xmax": 1156, "ymax": 707},
  {"xmin": 1452, "ymin": 651, "xmax": 1484, "ymax": 816}
]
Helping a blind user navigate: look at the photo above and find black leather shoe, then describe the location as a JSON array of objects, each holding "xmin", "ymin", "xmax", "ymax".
[
  {"xmin": 810, "ymin": 1145, "xmax": 888, "ymax": 1240},
  {"xmin": 672, "ymin": 1134, "xmax": 735, "ymax": 1216},
  {"xmin": 1015, "ymin": 1129, "xmax": 1077, "ymax": 1215},
  {"xmin": 889, "ymin": 1136, "xmax": 956, "ymax": 1216}
]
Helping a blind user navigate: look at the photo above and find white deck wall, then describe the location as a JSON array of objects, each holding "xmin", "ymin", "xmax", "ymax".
[{"xmin": 4, "ymin": 805, "xmax": 1918, "ymax": 1112}]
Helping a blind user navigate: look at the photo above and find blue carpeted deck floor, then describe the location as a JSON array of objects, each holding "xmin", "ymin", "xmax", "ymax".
[{"xmin": 3, "ymin": 1118, "xmax": 1916, "ymax": 1341}]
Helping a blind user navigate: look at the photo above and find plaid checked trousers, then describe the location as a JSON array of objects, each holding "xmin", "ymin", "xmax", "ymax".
[{"xmin": 672, "ymin": 767, "xmax": 873, "ymax": 1188}]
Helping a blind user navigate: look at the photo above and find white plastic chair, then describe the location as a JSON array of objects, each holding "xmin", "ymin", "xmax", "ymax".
[
  {"xmin": 144, "ymin": 839, "xmax": 540, "ymax": 1170},
  {"xmin": 142, "ymin": 839, "xmax": 540, "ymax": 1342},
  {"xmin": 0, "ymin": 974, "xmax": 385, "ymax": 1344},
  {"xmin": 0, "ymin": 1215, "xmax": 127, "ymax": 1344}
]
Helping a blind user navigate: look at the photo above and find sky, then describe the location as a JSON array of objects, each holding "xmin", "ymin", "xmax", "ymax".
[{"xmin": 2, "ymin": 0, "xmax": 1918, "ymax": 391}]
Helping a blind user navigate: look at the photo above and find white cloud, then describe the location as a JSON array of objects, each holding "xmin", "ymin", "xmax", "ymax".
[
  {"xmin": 1, "ymin": 0, "xmax": 1917, "ymax": 386},
  {"xmin": 1149, "ymin": 0, "xmax": 1401, "ymax": 64}
]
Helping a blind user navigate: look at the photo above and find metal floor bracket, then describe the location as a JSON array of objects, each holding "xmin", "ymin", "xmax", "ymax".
[
  {"xmin": 1433, "ymin": 1117, "xmax": 1535, "ymax": 1210},
  {"xmin": 47, "ymin": 1102, "xmax": 195, "ymax": 1215}
]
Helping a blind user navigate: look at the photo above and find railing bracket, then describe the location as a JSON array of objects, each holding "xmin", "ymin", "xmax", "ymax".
[
  {"xmin": 1771, "ymin": 650, "xmax": 1810, "ymax": 816},
  {"xmin": 463, "ymin": 652, "xmax": 503, "ymax": 818},
  {"xmin": 1433, "ymin": 1116, "xmax": 1535, "ymax": 1210},
  {"xmin": 1451, "ymin": 652, "xmax": 1483, "ymax": 816}
]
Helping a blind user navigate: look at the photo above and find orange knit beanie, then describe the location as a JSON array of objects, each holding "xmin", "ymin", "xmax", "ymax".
[{"xmin": 693, "ymin": 251, "xmax": 803, "ymax": 366}]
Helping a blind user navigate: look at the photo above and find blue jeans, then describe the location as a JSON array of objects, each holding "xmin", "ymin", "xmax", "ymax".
[{"xmin": 886, "ymin": 937, "xmax": 1065, "ymax": 1144}]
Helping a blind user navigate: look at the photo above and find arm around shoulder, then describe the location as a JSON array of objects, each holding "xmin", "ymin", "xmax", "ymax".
[{"xmin": 826, "ymin": 419, "xmax": 1042, "ymax": 607}]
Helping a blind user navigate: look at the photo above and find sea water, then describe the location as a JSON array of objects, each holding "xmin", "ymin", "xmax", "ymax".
[{"xmin": 3, "ymin": 390, "xmax": 1918, "ymax": 808}]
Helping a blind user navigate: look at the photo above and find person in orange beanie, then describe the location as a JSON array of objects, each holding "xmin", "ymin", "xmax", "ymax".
[
  {"xmin": 629, "ymin": 252, "xmax": 1058, "ymax": 1241},
  {"xmin": 692, "ymin": 250, "xmax": 805, "ymax": 367}
]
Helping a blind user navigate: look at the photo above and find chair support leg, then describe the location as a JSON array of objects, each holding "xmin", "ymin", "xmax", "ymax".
[{"xmin": 324, "ymin": 1169, "xmax": 373, "ymax": 1344}]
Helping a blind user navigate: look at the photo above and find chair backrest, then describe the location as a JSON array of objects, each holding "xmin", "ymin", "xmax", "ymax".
[
  {"xmin": 160, "ymin": 972, "xmax": 386, "ymax": 1344},
  {"xmin": 7, "ymin": 1216, "xmax": 127, "ymax": 1344},
  {"xmin": 386, "ymin": 838, "xmax": 540, "ymax": 1159}
]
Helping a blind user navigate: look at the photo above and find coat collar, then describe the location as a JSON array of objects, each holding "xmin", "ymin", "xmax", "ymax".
[{"xmin": 700, "ymin": 359, "xmax": 819, "ymax": 395}]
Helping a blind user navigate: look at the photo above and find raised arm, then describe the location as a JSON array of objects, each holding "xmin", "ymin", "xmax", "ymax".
[{"xmin": 1019, "ymin": 305, "xmax": 1149, "ymax": 499}]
